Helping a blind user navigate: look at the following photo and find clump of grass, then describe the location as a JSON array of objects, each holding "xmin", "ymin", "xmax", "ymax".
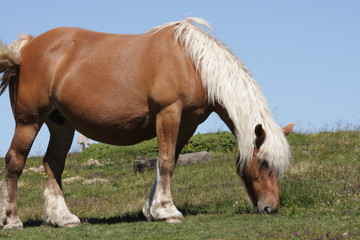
[{"xmin": 282, "ymin": 131, "xmax": 360, "ymax": 214}]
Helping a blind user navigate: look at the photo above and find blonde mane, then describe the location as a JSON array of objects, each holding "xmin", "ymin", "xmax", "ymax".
[{"xmin": 153, "ymin": 18, "xmax": 291, "ymax": 174}]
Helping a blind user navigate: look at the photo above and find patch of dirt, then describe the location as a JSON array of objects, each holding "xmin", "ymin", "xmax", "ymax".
[
  {"xmin": 287, "ymin": 161, "xmax": 314, "ymax": 174},
  {"xmin": 84, "ymin": 159, "xmax": 103, "ymax": 166},
  {"xmin": 83, "ymin": 178, "xmax": 109, "ymax": 185},
  {"xmin": 63, "ymin": 177, "xmax": 85, "ymax": 183},
  {"xmin": 24, "ymin": 165, "xmax": 44, "ymax": 173}
]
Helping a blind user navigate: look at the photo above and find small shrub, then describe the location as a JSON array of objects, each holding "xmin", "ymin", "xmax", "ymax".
[{"xmin": 182, "ymin": 132, "xmax": 237, "ymax": 153}]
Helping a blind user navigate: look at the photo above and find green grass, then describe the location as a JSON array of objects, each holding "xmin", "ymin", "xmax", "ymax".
[{"xmin": 0, "ymin": 131, "xmax": 359, "ymax": 239}]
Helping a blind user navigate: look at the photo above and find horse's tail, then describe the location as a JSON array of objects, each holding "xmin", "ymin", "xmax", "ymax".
[{"xmin": 0, "ymin": 34, "xmax": 32, "ymax": 95}]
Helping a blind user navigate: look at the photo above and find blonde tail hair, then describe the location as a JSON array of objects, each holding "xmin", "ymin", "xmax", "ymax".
[{"xmin": 0, "ymin": 34, "xmax": 32, "ymax": 94}]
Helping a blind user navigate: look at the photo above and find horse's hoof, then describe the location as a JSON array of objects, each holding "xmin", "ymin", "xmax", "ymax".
[
  {"xmin": 145, "ymin": 216, "xmax": 154, "ymax": 222},
  {"xmin": 165, "ymin": 217, "xmax": 183, "ymax": 223},
  {"xmin": 3, "ymin": 222, "xmax": 23, "ymax": 230},
  {"xmin": 64, "ymin": 222, "xmax": 81, "ymax": 228},
  {"xmin": 45, "ymin": 212, "xmax": 81, "ymax": 228}
]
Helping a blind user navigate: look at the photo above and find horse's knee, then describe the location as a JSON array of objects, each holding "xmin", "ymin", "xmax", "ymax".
[{"xmin": 5, "ymin": 149, "xmax": 26, "ymax": 177}]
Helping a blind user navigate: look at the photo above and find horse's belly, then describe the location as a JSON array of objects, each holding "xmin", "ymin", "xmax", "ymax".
[
  {"xmin": 83, "ymin": 126, "xmax": 156, "ymax": 146},
  {"xmin": 60, "ymin": 106, "xmax": 156, "ymax": 145}
]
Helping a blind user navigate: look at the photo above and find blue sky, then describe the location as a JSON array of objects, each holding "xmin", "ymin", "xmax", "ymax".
[{"xmin": 0, "ymin": 0, "xmax": 359, "ymax": 156}]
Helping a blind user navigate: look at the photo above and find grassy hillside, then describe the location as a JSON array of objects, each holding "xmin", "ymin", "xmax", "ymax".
[{"xmin": 0, "ymin": 131, "xmax": 359, "ymax": 239}]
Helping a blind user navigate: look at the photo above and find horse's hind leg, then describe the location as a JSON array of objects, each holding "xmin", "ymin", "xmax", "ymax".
[
  {"xmin": 43, "ymin": 114, "xmax": 80, "ymax": 227},
  {"xmin": 0, "ymin": 124, "xmax": 40, "ymax": 229}
]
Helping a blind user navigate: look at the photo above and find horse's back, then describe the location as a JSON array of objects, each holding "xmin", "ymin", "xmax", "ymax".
[{"xmin": 20, "ymin": 26, "xmax": 194, "ymax": 101}]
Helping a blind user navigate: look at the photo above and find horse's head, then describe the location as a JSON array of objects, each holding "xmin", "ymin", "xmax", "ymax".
[{"xmin": 237, "ymin": 123, "xmax": 294, "ymax": 214}]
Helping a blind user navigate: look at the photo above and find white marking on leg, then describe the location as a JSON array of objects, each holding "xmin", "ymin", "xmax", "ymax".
[
  {"xmin": 142, "ymin": 175, "xmax": 157, "ymax": 221},
  {"xmin": 148, "ymin": 166, "xmax": 183, "ymax": 221},
  {"xmin": 44, "ymin": 185, "xmax": 80, "ymax": 227},
  {"xmin": 0, "ymin": 181, "xmax": 7, "ymax": 227},
  {"xmin": 0, "ymin": 181, "xmax": 23, "ymax": 229}
]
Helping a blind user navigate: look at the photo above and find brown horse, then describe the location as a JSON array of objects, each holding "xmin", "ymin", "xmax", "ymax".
[{"xmin": 0, "ymin": 18, "xmax": 294, "ymax": 229}]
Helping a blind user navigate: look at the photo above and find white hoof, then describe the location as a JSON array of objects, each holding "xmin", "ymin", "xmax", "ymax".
[
  {"xmin": 165, "ymin": 217, "xmax": 183, "ymax": 223},
  {"xmin": 2, "ymin": 217, "xmax": 23, "ymax": 229},
  {"xmin": 150, "ymin": 204, "xmax": 184, "ymax": 222},
  {"xmin": 45, "ymin": 213, "xmax": 81, "ymax": 228}
]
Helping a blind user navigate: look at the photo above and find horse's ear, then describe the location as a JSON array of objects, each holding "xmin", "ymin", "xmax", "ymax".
[
  {"xmin": 283, "ymin": 123, "xmax": 295, "ymax": 136},
  {"xmin": 254, "ymin": 124, "xmax": 266, "ymax": 148}
]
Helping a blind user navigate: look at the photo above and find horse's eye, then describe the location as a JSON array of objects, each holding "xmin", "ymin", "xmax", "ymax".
[{"xmin": 259, "ymin": 159, "xmax": 269, "ymax": 169}]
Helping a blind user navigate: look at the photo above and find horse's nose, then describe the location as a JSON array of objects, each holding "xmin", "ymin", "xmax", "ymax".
[
  {"xmin": 264, "ymin": 206, "xmax": 271, "ymax": 214},
  {"xmin": 258, "ymin": 200, "xmax": 279, "ymax": 214},
  {"xmin": 259, "ymin": 205, "xmax": 277, "ymax": 214}
]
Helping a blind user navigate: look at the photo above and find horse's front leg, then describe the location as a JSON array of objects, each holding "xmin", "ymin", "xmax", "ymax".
[{"xmin": 143, "ymin": 102, "xmax": 184, "ymax": 223}]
